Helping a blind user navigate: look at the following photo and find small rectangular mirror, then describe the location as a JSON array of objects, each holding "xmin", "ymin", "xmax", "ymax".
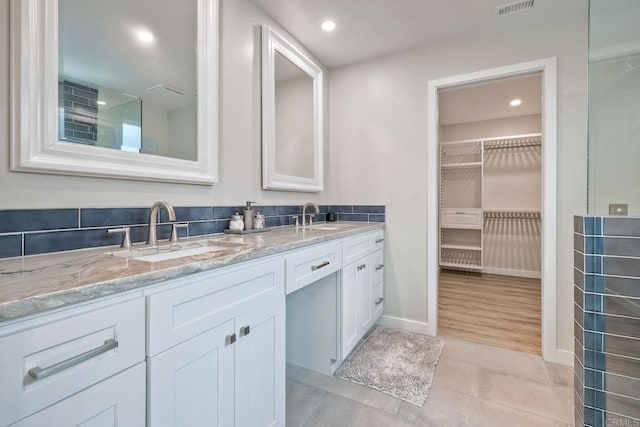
[{"xmin": 262, "ymin": 26, "xmax": 323, "ymax": 192}]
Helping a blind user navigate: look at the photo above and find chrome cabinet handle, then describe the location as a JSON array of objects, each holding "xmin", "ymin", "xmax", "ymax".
[
  {"xmin": 28, "ymin": 338, "xmax": 118, "ymax": 381},
  {"xmin": 376, "ymin": 264, "xmax": 384, "ymax": 271},
  {"xmin": 375, "ymin": 297, "xmax": 384, "ymax": 305},
  {"xmin": 226, "ymin": 334, "xmax": 237, "ymax": 345},
  {"xmin": 240, "ymin": 326, "xmax": 251, "ymax": 336},
  {"xmin": 312, "ymin": 261, "xmax": 330, "ymax": 271},
  {"xmin": 375, "ymin": 238, "xmax": 385, "ymax": 243},
  {"xmin": 357, "ymin": 264, "xmax": 367, "ymax": 271},
  {"xmin": 455, "ymin": 212, "xmax": 466, "ymax": 215}
]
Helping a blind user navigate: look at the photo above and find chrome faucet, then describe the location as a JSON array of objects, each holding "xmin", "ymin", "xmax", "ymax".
[
  {"xmin": 147, "ymin": 201, "xmax": 176, "ymax": 245},
  {"xmin": 301, "ymin": 202, "xmax": 320, "ymax": 227}
]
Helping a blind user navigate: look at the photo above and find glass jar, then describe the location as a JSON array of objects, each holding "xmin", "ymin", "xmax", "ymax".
[
  {"xmin": 229, "ymin": 213, "xmax": 244, "ymax": 231},
  {"xmin": 254, "ymin": 212, "xmax": 265, "ymax": 229}
]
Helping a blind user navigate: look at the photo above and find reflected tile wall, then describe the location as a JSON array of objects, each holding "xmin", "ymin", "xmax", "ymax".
[
  {"xmin": 0, "ymin": 205, "xmax": 385, "ymax": 258},
  {"xmin": 574, "ymin": 216, "xmax": 640, "ymax": 427}
]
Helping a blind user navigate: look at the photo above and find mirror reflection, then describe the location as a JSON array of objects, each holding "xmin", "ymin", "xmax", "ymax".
[
  {"xmin": 274, "ymin": 51, "xmax": 315, "ymax": 179},
  {"xmin": 58, "ymin": 0, "xmax": 197, "ymax": 161}
]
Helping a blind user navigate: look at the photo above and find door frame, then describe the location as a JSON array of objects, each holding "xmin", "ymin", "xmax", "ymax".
[{"xmin": 426, "ymin": 57, "xmax": 559, "ymax": 363}]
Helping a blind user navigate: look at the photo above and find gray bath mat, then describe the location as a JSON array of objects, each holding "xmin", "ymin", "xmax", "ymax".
[{"xmin": 334, "ymin": 326, "xmax": 444, "ymax": 406}]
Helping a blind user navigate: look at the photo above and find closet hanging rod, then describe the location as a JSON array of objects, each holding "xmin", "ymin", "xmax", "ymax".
[
  {"xmin": 483, "ymin": 211, "xmax": 541, "ymax": 220},
  {"xmin": 484, "ymin": 142, "xmax": 542, "ymax": 151}
]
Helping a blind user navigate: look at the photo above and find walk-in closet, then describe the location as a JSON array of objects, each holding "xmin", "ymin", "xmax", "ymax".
[{"xmin": 437, "ymin": 73, "xmax": 543, "ymax": 354}]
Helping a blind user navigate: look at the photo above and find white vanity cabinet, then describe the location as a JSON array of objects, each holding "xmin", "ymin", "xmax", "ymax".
[
  {"xmin": 146, "ymin": 256, "xmax": 286, "ymax": 427},
  {"xmin": 341, "ymin": 230, "xmax": 385, "ymax": 359},
  {"xmin": 0, "ymin": 295, "xmax": 146, "ymax": 427}
]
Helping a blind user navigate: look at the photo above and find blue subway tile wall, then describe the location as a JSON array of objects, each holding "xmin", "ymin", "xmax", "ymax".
[
  {"xmin": 574, "ymin": 216, "xmax": 640, "ymax": 427},
  {"xmin": 0, "ymin": 205, "xmax": 384, "ymax": 259}
]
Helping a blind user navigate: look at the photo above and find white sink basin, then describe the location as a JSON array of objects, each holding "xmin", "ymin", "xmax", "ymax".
[{"xmin": 107, "ymin": 240, "xmax": 247, "ymax": 262}]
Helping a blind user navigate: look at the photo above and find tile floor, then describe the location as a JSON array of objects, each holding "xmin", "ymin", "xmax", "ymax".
[{"xmin": 287, "ymin": 335, "xmax": 574, "ymax": 427}]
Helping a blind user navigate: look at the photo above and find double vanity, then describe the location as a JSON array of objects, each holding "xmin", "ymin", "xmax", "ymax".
[{"xmin": 0, "ymin": 221, "xmax": 384, "ymax": 426}]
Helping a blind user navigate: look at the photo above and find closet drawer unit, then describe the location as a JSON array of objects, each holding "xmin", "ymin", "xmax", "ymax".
[
  {"xmin": 440, "ymin": 209, "xmax": 482, "ymax": 229},
  {"xmin": 147, "ymin": 257, "xmax": 284, "ymax": 356},
  {"xmin": 0, "ymin": 297, "xmax": 145, "ymax": 427},
  {"xmin": 373, "ymin": 282, "xmax": 384, "ymax": 319},
  {"xmin": 372, "ymin": 249, "xmax": 384, "ymax": 285},
  {"xmin": 343, "ymin": 233, "xmax": 373, "ymax": 266},
  {"xmin": 285, "ymin": 241, "xmax": 342, "ymax": 294}
]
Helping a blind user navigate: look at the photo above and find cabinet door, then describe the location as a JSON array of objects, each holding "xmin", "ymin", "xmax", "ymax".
[
  {"xmin": 235, "ymin": 298, "xmax": 285, "ymax": 427},
  {"xmin": 341, "ymin": 261, "xmax": 359, "ymax": 358},
  {"xmin": 148, "ymin": 320, "xmax": 235, "ymax": 427},
  {"xmin": 10, "ymin": 363, "xmax": 145, "ymax": 427},
  {"xmin": 356, "ymin": 255, "xmax": 373, "ymax": 336}
]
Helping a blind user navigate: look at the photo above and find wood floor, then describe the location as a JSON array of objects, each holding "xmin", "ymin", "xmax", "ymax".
[{"xmin": 438, "ymin": 270, "xmax": 542, "ymax": 355}]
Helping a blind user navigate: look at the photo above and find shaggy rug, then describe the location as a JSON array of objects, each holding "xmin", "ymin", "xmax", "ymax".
[{"xmin": 334, "ymin": 326, "xmax": 444, "ymax": 406}]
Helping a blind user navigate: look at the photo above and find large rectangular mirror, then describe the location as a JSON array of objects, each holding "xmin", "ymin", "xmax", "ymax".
[
  {"xmin": 262, "ymin": 26, "xmax": 323, "ymax": 192},
  {"xmin": 10, "ymin": 0, "xmax": 218, "ymax": 184}
]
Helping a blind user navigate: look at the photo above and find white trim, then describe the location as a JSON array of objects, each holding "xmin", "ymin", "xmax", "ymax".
[
  {"xmin": 481, "ymin": 267, "xmax": 541, "ymax": 280},
  {"xmin": 9, "ymin": 0, "xmax": 219, "ymax": 185},
  {"xmin": 261, "ymin": 26, "xmax": 324, "ymax": 192},
  {"xmin": 427, "ymin": 57, "xmax": 559, "ymax": 362},
  {"xmin": 554, "ymin": 349, "xmax": 574, "ymax": 367},
  {"xmin": 376, "ymin": 315, "xmax": 431, "ymax": 335}
]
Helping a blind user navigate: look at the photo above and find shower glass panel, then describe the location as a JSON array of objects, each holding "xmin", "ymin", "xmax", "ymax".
[{"xmin": 588, "ymin": 0, "xmax": 640, "ymax": 215}]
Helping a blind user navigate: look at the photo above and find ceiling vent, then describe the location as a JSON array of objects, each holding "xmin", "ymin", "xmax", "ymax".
[{"xmin": 496, "ymin": 0, "xmax": 535, "ymax": 17}]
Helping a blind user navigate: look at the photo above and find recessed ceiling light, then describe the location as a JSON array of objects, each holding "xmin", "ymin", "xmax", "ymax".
[
  {"xmin": 136, "ymin": 29, "xmax": 155, "ymax": 43},
  {"xmin": 321, "ymin": 20, "xmax": 336, "ymax": 32},
  {"xmin": 510, "ymin": 98, "xmax": 522, "ymax": 107},
  {"xmin": 96, "ymin": 100, "xmax": 106, "ymax": 106}
]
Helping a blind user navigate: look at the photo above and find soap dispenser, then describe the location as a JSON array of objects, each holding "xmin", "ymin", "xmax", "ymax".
[{"xmin": 243, "ymin": 201, "xmax": 256, "ymax": 230}]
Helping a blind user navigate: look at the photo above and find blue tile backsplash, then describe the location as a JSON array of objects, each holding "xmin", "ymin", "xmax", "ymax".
[
  {"xmin": 574, "ymin": 216, "xmax": 640, "ymax": 427},
  {"xmin": 0, "ymin": 204, "xmax": 384, "ymax": 259}
]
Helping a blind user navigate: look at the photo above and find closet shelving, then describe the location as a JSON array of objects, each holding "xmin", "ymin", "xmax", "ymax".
[{"xmin": 439, "ymin": 133, "xmax": 542, "ymax": 272}]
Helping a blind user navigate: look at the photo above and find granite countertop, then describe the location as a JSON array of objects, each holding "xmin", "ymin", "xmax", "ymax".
[{"xmin": 0, "ymin": 222, "xmax": 384, "ymax": 324}]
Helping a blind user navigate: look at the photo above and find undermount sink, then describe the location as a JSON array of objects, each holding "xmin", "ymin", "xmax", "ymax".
[
  {"xmin": 107, "ymin": 240, "xmax": 248, "ymax": 263},
  {"xmin": 305, "ymin": 223, "xmax": 356, "ymax": 231}
]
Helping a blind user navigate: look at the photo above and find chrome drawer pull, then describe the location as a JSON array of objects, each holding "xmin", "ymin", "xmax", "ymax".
[
  {"xmin": 312, "ymin": 261, "xmax": 330, "ymax": 271},
  {"xmin": 375, "ymin": 238, "xmax": 385, "ymax": 243},
  {"xmin": 376, "ymin": 264, "xmax": 384, "ymax": 271},
  {"xmin": 455, "ymin": 212, "xmax": 467, "ymax": 215},
  {"xmin": 28, "ymin": 338, "xmax": 118, "ymax": 381},
  {"xmin": 375, "ymin": 297, "xmax": 384, "ymax": 305},
  {"xmin": 240, "ymin": 326, "xmax": 251, "ymax": 336}
]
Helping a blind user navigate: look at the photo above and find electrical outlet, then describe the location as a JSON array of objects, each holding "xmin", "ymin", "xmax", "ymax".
[{"xmin": 609, "ymin": 204, "xmax": 628, "ymax": 216}]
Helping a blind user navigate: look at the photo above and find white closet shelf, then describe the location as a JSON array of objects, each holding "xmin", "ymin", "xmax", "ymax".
[
  {"xmin": 439, "ymin": 261, "xmax": 483, "ymax": 270},
  {"xmin": 440, "ymin": 244, "xmax": 482, "ymax": 251},
  {"xmin": 441, "ymin": 162, "xmax": 482, "ymax": 169}
]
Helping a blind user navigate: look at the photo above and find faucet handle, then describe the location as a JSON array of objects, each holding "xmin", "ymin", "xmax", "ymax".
[
  {"xmin": 108, "ymin": 227, "xmax": 132, "ymax": 249},
  {"xmin": 170, "ymin": 223, "xmax": 189, "ymax": 243},
  {"xmin": 291, "ymin": 215, "xmax": 299, "ymax": 228},
  {"xmin": 308, "ymin": 214, "xmax": 315, "ymax": 227}
]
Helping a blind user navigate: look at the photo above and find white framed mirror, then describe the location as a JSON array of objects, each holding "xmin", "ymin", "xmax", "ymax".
[
  {"xmin": 10, "ymin": 0, "xmax": 219, "ymax": 185},
  {"xmin": 261, "ymin": 26, "xmax": 323, "ymax": 192}
]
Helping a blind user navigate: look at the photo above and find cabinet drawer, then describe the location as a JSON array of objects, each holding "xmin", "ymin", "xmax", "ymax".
[
  {"xmin": 343, "ymin": 233, "xmax": 373, "ymax": 266},
  {"xmin": 10, "ymin": 363, "xmax": 146, "ymax": 427},
  {"xmin": 285, "ymin": 242, "xmax": 341, "ymax": 294},
  {"xmin": 0, "ymin": 297, "xmax": 145, "ymax": 427},
  {"xmin": 440, "ymin": 209, "xmax": 482, "ymax": 229},
  {"xmin": 147, "ymin": 257, "xmax": 284, "ymax": 356},
  {"xmin": 372, "ymin": 230, "xmax": 385, "ymax": 252},
  {"xmin": 373, "ymin": 282, "xmax": 384, "ymax": 320},
  {"xmin": 372, "ymin": 249, "xmax": 384, "ymax": 285}
]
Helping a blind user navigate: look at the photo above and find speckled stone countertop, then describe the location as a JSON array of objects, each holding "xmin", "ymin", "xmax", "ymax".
[{"xmin": 0, "ymin": 222, "xmax": 384, "ymax": 324}]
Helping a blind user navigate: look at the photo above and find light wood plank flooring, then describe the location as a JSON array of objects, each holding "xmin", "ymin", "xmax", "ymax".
[{"xmin": 438, "ymin": 270, "xmax": 542, "ymax": 355}]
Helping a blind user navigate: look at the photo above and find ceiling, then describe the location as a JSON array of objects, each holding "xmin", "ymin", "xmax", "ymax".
[
  {"xmin": 250, "ymin": 0, "xmax": 577, "ymax": 68},
  {"xmin": 439, "ymin": 73, "xmax": 542, "ymax": 125}
]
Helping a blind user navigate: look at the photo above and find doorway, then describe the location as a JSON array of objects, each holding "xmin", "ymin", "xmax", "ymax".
[{"xmin": 426, "ymin": 58, "xmax": 560, "ymax": 363}]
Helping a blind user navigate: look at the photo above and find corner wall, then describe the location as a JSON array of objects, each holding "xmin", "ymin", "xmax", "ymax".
[{"xmin": 329, "ymin": 1, "xmax": 588, "ymax": 358}]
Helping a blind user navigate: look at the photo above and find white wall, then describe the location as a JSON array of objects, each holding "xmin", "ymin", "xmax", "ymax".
[
  {"xmin": 0, "ymin": 0, "xmax": 329, "ymax": 208},
  {"xmin": 329, "ymin": 4, "xmax": 588, "ymax": 354}
]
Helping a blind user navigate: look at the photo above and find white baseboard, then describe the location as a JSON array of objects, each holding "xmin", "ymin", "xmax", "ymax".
[
  {"xmin": 376, "ymin": 315, "xmax": 435, "ymax": 336},
  {"xmin": 482, "ymin": 267, "xmax": 541, "ymax": 279},
  {"xmin": 551, "ymin": 349, "xmax": 574, "ymax": 366}
]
